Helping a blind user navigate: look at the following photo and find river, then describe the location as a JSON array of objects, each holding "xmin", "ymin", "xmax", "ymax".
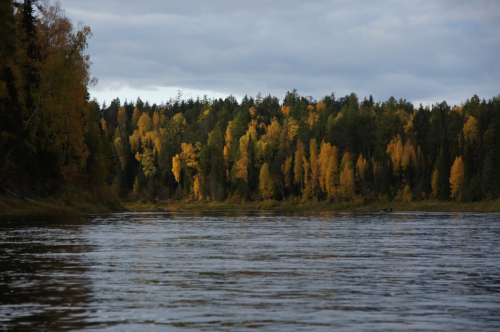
[{"xmin": 1, "ymin": 211, "xmax": 500, "ymax": 331}]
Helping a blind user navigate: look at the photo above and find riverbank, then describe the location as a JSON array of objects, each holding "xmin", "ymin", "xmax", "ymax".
[
  {"xmin": 0, "ymin": 186, "xmax": 125, "ymax": 216},
  {"xmin": 3, "ymin": 194, "xmax": 499, "ymax": 216},
  {"xmin": 124, "ymin": 198, "xmax": 500, "ymax": 213}
]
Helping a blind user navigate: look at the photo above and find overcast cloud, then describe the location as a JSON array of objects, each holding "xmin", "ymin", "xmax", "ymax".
[{"xmin": 59, "ymin": 0, "xmax": 500, "ymax": 106}]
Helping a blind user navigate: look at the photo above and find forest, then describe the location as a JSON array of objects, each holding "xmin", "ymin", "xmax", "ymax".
[{"xmin": 1, "ymin": 0, "xmax": 500, "ymax": 210}]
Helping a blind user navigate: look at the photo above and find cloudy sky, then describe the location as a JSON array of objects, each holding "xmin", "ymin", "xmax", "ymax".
[{"xmin": 60, "ymin": 0, "xmax": 500, "ymax": 106}]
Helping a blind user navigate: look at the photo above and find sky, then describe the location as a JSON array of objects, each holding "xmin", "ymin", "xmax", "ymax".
[{"xmin": 58, "ymin": 0, "xmax": 500, "ymax": 107}]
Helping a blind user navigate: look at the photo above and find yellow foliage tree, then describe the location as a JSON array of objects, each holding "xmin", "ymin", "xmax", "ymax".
[
  {"xmin": 259, "ymin": 162, "xmax": 275, "ymax": 199},
  {"xmin": 172, "ymin": 154, "xmax": 182, "ymax": 184},
  {"xmin": 180, "ymin": 143, "xmax": 199, "ymax": 170},
  {"xmin": 153, "ymin": 111, "xmax": 160, "ymax": 131},
  {"xmin": 401, "ymin": 141, "xmax": 417, "ymax": 171},
  {"xmin": 339, "ymin": 154, "xmax": 355, "ymax": 201},
  {"xmin": 249, "ymin": 106, "xmax": 257, "ymax": 118},
  {"xmin": 309, "ymin": 139, "xmax": 319, "ymax": 194},
  {"xmin": 280, "ymin": 117, "xmax": 299, "ymax": 153},
  {"xmin": 395, "ymin": 109, "xmax": 412, "ymax": 128},
  {"xmin": 255, "ymin": 136, "xmax": 270, "ymax": 162},
  {"xmin": 172, "ymin": 142, "xmax": 203, "ymax": 197},
  {"xmin": 302, "ymin": 156, "xmax": 311, "ymax": 200},
  {"xmin": 294, "ymin": 140, "xmax": 306, "ymax": 192},
  {"xmin": 138, "ymin": 112, "xmax": 152, "ymax": 137},
  {"xmin": 135, "ymin": 152, "xmax": 142, "ymax": 162},
  {"xmin": 165, "ymin": 113, "xmax": 186, "ymax": 141},
  {"xmin": 223, "ymin": 145, "xmax": 230, "ymax": 182},
  {"xmin": 236, "ymin": 154, "xmax": 249, "ymax": 182},
  {"xmin": 22, "ymin": 1, "xmax": 95, "ymax": 171},
  {"xmin": 463, "ymin": 115, "xmax": 479, "ymax": 144},
  {"xmin": 100, "ymin": 118, "xmax": 108, "ymax": 136},
  {"xmin": 246, "ymin": 125, "xmax": 258, "ymax": 142},
  {"xmin": 267, "ymin": 117, "xmax": 282, "ymax": 148},
  {"xmin": 142, "ymin": 131, "xmax": 161, "ymax": 154},
  {"xmin": 449, "ymin": 156, "xmax": 465, "ymax": 199},
  {"xmin": 249, "ymin": 118, "xmax": 259, "ymax": 130},
  {"xmin": 282, "ymin": 156, "xmax": 293, "ymax": 189},
  {"xmin": 225, "ymin": 121, "xmax": 233, "ymax": 149},
  {"xmin": 356, "ymin": 154, "xmax": 368, "ymax": 181},
  {"xmin": 198, "ymin": 104, "xmax": 211, "ymax": 123},
  {"xmin": 141, "ymin": 149, "xmax": 157, "ymax": 178},
  {"xmin": 387, "ymin": 134, "xmax": 404, "ymax": 176},
  {"xmin": 114, "ymin": 137, "xmax": 126, "ymax": 170},
  {"xmin": 403, "ymin": 185, "xmax": 413, "ymax": 202},
  {"xmin": 307, "ymin": 106, "xmax": 318, "ymax": 128},
  {"xmin": 452, "ymin": 105, "xmax": 463, "ymax": 115},
  {"xmin": 193, "ymin": 173, "xmax": 203, "ymax": 200},
  {"xmin": 235, "ymin": 125, "xmax": 259, "ymax": 182},
  {"xmin": 129, "ymin": 130, "xmax": 141, "ymax": 154},
  {"xmin": 172, "ymin": 112, "xmax": 186, "ymax": 130},
  {"xmin": 38, "ymin": 1, "xmax": 94, "ymax": 166},
  {"xmin": 281, "ymin": 105, "xmax": 290, "ymax": 116},
  {"xmin": 316, "ymin": 101, "xmax": 326, "ymax": 112},
  {"xmin": 318, "ymin": 141, "xmax": 333, "ymax": 192},
  {"xmin": 431, "ymin": 169, "xmax": 439, "ymax": 198},
  {"xmin": 117, "ymin": 107, "xmax": 128, "ymax": 131},
  {"xmin": 283, "ymin": 117, "xmax": 299, "ymax": 141},
  {"xmin": 325, "ymin": 154, "xmax": 340, "ymax": 200},
  {"xmin": 236, "ymin": 135, "xmax": 249, "ymax": 182},
  {"xmin": 131, "ymin": 107, "xmax": 141, "ymax": 129}
]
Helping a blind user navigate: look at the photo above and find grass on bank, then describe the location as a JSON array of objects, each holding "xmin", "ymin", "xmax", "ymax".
[
  {"xmin": 0, "ymin": 185, "xmax": 125, "ymax": 216},
  {"xmin": 3, "ymin": 190, "xmax": 499, "ymax": 216},
  {"xmin": 124, "ymin": 197, "xmax": 500, "ymax": 213}
]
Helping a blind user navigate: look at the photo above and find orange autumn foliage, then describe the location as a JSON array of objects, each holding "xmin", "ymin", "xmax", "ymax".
[{"xmin": 450, "ymin": 156, "xmax": 465, "ymax": 199}]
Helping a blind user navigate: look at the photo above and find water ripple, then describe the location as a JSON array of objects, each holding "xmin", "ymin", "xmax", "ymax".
[{"xmin": 1, "ymin": 211, "xmax": 500, "ymax": 331}]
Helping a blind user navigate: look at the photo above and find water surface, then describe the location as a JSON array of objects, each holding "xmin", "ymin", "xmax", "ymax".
[{"xmin": 1, "ymin": 211, "xmax": 500, "ymax": 331}]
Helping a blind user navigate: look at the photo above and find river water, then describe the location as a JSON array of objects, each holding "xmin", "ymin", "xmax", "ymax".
[{"xmin": 1, "ymin": 211, "xmax": 499, "ymax": 331}]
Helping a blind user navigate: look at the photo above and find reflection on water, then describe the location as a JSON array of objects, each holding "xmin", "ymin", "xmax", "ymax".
[
  {"xmin": 0, "ymin": 216, "xmax": 94, "ymax": 330},
  {"xmin": 1, "ymin": 211, "xmax": 500, "ymax": 331}
]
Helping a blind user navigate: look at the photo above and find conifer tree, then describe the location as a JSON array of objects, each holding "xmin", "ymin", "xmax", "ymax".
[
  {"xmin": 309, "ymin": 138, "xmax": 319, "ymax": 195},
  {"xmin": 294, "ymin": 140, "xmax": 306, "ymax": 195}
]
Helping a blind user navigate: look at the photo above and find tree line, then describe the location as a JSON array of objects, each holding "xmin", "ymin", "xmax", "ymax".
[
  {"xmin": 1, "ymin": 1, "xmax": 499, "ymax": 206},
  {"xmin": 98, "ymin": 90, "xmax": 500, "ymax": 204},
  {"xmin": 0, "ymin": 0, "xmax": 113, "ymax": 202}
]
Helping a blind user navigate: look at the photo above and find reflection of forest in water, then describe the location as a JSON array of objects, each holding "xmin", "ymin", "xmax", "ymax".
[{"xmin": 0, "ymin": 216, "xmax": 96, "ymax": 331}]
